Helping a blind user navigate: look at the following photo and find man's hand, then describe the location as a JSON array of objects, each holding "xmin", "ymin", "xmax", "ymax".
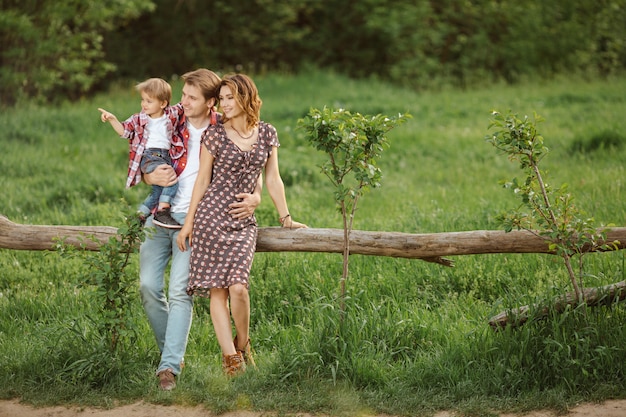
[
  {"xmin": 144, "ymin": 164, "xmax": 178, "ymax": 187},
  {"xmin": 229, "ymin": 192, "xmax": 261, "ymax": 219}
]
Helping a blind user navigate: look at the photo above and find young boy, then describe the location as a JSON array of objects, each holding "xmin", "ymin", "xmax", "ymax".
[{"xmin": 98, "ymin": 78, "xmax": 184, "ymax": 228}]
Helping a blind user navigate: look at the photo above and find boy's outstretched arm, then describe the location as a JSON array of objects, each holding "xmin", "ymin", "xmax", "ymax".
[{"xmin": 98, "ymin": 108, "xmax": 124, "ymax": 137}]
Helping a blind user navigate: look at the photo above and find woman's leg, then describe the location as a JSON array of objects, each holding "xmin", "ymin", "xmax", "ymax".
[
  {"xmin": 210, "ymin": 288, "xmax": 237, "ymax": 355},
  {"xmin": 229, "ymin": 283, "xmax": 250, "ymax": 350}
]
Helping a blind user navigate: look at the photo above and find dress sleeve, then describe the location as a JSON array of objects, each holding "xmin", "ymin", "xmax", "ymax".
[
  {"xmin": 202, "ymin": 125, "xmax": 222, "ymax": 159},
  {"xmin": 265, "ymin": 122, "xmax": 280, "ymax": 148}
]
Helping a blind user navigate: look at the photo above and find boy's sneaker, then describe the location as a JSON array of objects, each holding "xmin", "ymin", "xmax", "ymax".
[{"xmin": 153, "ymin": 208, "xmax": 182, "ymax": 229}]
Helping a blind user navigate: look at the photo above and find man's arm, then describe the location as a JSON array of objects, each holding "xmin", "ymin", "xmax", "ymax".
[
  {"xmin": 229, "ymin": 174, "xmax": 263, "ymax": 219},
  {"xmin": 143, "ymin": 164, "xmax": 178, "ymax": 187}
]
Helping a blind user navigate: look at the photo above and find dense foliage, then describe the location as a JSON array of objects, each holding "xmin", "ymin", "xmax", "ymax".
[
  {"xmin": 102, "ymin": 0, "xmax": 626, "ymax": 87},
  {"xmin": 2, "ymin": 0, "xmax": 626, "ymax": 105},
  {"xmin": 0, "ymin": 0, "xmax": 155, "ymax": 106}
]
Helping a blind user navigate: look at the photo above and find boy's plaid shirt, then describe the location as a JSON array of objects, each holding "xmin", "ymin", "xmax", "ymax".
[{"xmin": 121, "ymin": 103, "xmax": 185, "ymax": 188}]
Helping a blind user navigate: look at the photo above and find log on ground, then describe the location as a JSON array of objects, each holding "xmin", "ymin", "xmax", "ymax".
[
  {"xmin": 2, "ymin": 214, "xmax": 625, "ymax": 262},
  {"xmin": 488, "ymin": 280, "xmax": 626, "ymax": 330}
]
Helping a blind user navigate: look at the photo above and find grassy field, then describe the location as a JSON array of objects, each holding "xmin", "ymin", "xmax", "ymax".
[{"xmin": 1, "ymin": 69, "xmax": 626, "ymax": 416}]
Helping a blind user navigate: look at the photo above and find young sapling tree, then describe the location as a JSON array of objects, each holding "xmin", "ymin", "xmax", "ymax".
[
  {"xmin": 298, "ymin": 107, "xmax": 410, "ymax": 312},
  {"xmin": 486, "ymin": 110, "xmax": 614, "ymax": 302}
]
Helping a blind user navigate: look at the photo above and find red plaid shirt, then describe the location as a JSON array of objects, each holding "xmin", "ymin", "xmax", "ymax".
[
  {"xmin": 121, "ymin": 103, "xmax": 185, "ymax": 188},
  {"xmin": 171, "ymin": 108, "xmax": 220, "ymax": 176}
]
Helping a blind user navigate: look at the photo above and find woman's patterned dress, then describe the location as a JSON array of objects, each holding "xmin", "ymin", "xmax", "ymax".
[{"xmin": 186, "ymin": 121, "xmax": 278, "ymax": 297}]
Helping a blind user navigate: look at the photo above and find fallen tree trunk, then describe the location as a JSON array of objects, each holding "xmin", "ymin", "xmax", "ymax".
[
  {"xmin": 4, "ymin": 214, "xmax": 626, "ymax": 327},
  {"xmin": 488, "ymin": 281, "xmax": 626, "ymax": 330},
  {"xmin": 2, "ymin": 214, "xmax": 625, "ymax": 259},
  {"xmin": 0, "ymin": 215, "xmax": 120, "ymax": 252}
]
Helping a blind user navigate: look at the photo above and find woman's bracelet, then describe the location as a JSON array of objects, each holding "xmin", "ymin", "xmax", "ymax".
[{"xmin": 279, "ymin": 213, "xmax": 291, "ymax": 226}]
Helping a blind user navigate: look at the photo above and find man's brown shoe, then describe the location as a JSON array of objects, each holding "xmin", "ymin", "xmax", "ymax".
[{"xmin": 158, "ymin": 369, "xmax": 176, "ymax": 391}]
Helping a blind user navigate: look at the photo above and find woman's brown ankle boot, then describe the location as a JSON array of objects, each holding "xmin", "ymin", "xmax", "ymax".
[
  {"xmin": 222, "ymin": 352, "xmax": 246, "ymax": 376},
  {"xmin": 234, "ymin": 335, "xmax": 256, "ymax": 368}
]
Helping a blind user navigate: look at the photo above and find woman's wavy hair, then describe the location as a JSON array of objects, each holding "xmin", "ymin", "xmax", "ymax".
[{"xmin": 219, "ymin": 73, "xmax": 262, "ymax": 130}]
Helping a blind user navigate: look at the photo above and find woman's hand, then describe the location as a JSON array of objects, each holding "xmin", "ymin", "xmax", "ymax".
[
  {"xmin": 176, "ymin": 223, "xmax": 193, "ymax": 252},
  {"xmin": 282, "ymin": 217, "xmax": 308, "ymax": 229}
]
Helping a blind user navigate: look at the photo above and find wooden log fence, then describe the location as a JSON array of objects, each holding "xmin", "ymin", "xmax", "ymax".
[
  {"xmin": 3, "ymin": 214, "xmax": 626, "ymax": 260},
  {"xmin": 3, "ymin": 214, "xmax": 626, "ymax": 329}
]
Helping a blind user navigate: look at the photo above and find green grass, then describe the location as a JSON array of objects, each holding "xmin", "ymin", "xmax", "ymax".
[{"xmin": 2, "ymin": 69, "xmax": 626, "ymax": 416}]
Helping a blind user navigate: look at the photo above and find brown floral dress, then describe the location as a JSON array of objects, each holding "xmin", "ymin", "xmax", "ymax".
[{"xmin": 186, "ymin": 121, "xmax": 279, "ymax": 297}]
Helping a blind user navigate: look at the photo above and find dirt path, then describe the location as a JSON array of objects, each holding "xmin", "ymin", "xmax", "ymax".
[{"xmin": 2, "ymin": 399, "xmax": 626, "ymax": 417}]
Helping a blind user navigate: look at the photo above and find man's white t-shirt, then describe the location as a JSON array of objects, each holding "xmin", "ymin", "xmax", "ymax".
[{"xmin": 171, "ymin": 123, "xmax": 205, "ymax": 214}]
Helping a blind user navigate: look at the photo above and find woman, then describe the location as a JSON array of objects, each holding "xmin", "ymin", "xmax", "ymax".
[{"xmin": 176, "ymin": 73, "xmax": 307, "ymax": 375}]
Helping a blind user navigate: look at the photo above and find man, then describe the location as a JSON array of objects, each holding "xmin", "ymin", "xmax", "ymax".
[{"xmin": 140, "ymin": 68, "xmax": 261, "ymax": 390}]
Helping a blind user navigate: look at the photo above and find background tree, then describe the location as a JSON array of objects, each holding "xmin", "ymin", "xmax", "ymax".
[
  {"xmin": 2, "ymin": 0, "xmax": 626, "ymax": 105},
  {"xmin": 0, "ymin": 0, "xmax": 155, "ymax": 106},
  {"xmin": 102, "ymin": 0, "xmax": 308, "ymax": 79},
  {"xmin": 103, "ymin": 0, "xmax": 626, "ymax": 88}
]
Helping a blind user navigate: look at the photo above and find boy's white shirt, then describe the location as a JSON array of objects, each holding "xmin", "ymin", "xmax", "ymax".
[
  {"xmin": 144, "ymin": 115, "xmax": 170, "ymax": 149},
  {"xmin": 170, "ymin": 122, "xmax": 203, "ymax": 214}
]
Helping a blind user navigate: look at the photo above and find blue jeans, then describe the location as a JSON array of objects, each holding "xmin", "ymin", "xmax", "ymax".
[
  {"xmin": 139, "ymin": 211, "xmax": 192, "ymax": 376},
  {"xmin": 138, "ymin": 148, "xmax": 179, "ymax": 215}
]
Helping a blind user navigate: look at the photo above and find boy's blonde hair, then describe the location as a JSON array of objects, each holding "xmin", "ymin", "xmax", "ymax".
[{"xmin": 136, "ymin": 78, "xmax": 172, "ymax": 105}]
